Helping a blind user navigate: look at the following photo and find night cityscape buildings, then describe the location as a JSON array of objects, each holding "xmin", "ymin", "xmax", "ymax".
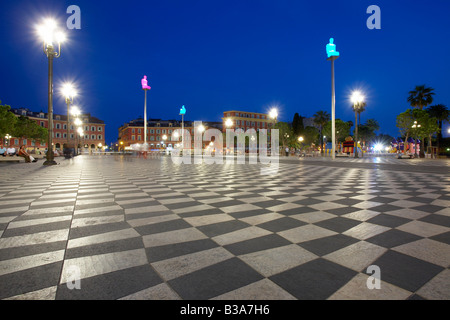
[{"xmin": 7, "ymin": 108, "xmax": 106, "ymax": 153}]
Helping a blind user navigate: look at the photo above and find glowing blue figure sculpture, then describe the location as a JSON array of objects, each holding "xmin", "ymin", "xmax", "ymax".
[
  {"xmin": 179, "ymin": 105, "xmax": 186, "ymax": 115},
  {"xmin": 326, "ymin": 38, "xmax": 340, "ymax": 58}
]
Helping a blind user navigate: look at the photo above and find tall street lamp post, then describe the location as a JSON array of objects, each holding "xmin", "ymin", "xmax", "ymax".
[
  {"xmin": 37, "ymin": 19, "xmax": 66, "ymax": 166},
  {"xmin": 62, "ymin": 83, "xmax": 77, "ymax": 157},
  {"xmin": 269, "ymin": 108, "xmax": 278, "ymax": 127},
  {"xmin": 326, "ymin": 38, "xmax": 339, "ymax": 160},
  {"xmin": 73, "ymin": 109, "xmax": 82, "ymax": 155},
  {"xmin": 351, "ymin": 91, "xmax": 365, "ymax": 158},
  {"xmin": 77, "ymin": 127, "xmax": 84, "ymax": 155},
  {"xmin": 269, "ymin": 108, "xmax": 278, "ymax": 153},
  {"xmin": 412, "ymin": 120, "xmax": 421, "ymax": 158},
  {"xmin": 5, "ymin": 134, "xmax": 11, "ymax": 146}
]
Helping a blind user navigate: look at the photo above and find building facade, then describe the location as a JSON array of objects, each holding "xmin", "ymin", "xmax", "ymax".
[
  {"xmin": 221, "ymin": 110, "xmax": 274, "ymax": 131},
  {"xmin": 118, "ymin": 118, "xmax": 222, "ymax": 151},
  {"xmin": 9, "ymin": 108, "xmax": 106, "ymax": 152}
]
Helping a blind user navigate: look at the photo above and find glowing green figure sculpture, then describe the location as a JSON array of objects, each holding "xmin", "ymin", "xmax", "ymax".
[{"xmin": 326, "ymin": 38, "xmax": 340, "ymax": 58}]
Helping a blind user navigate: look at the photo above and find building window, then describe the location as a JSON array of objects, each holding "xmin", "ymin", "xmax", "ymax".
[
  {"xmin": 98, "ymin": 127, "xmax": 102, "ymax": 132},
  {"xmin": 56, "ymin": 123, "xmax": 61, "ymax": 129},
  {"xmin": 92, "ymin": 126, "xmax": 96, "ymax": 132},
  {"xmin": 98, "ymin": 135, "xmax": 102, "ymax": 140},
  {"xmin": 40, "ymin": 121, "xmax": 45, "ymax": 127},
  {"xmin": 63, "ymin": 124, "xmax": 67, "ymax": 130},
  {"xmin": 91, "ymin": 135, "xmax": 96, "ymax": 139},
  {"xmin": 150, "ymin": 129, "xmax": 154, "ymax": 134},
  {"xmin": 132, "ymin": 128, "xmax": 135, "ymax": 133},
  {"xmin": 156, "ymin": 129, "xmax": 160, "ymax": 134},
  {"xmin": 138, "ymin": 128, "xmax": 141, "ymax": 134},
  {"xmin": 85, "ymin": 126, "xmax": 89, "ymax": 131}
]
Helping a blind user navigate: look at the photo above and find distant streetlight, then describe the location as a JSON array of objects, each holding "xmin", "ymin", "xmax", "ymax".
[
  {"xmin": 61, "ymin": 82, "xmax": 77, "ymax": 150},
  {"xmin": 71, "ymin": 106, "xmax": 81, "ymax": 117},
  {"xmin": 351, "ymin": 90, "xmax": 365, "ymax": 158},
  {"xmin": 225, "ymin": 118, "xmax": 233, "ymax": 128},
  {"xmin": 37, "ymin": 18, "xmax": 66, "ymax": 165},
  {"xmin": 5, "ymin": 134, "xmax": 11, "ymax": 146},
  {"xmin": 298, "ymin": 136, "xmax": 304, "ymax": 142},
  {"xmin": 269, "ymin": 108, "xmax": 278, "ymax": 125}
]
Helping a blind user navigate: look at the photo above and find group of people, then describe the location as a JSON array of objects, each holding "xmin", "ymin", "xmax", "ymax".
[
  {"xmin": 0, "ymin": 144, "xmax": 18, "ymax": 157},
  {"xmin": 0, "ymin": 144, "xmax": 38, "ymax": 163}
]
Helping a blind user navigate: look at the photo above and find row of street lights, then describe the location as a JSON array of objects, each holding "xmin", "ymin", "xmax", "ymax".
[{"xmin": 37, "ymin": 18, "xmax": 87, "ymax": 164}]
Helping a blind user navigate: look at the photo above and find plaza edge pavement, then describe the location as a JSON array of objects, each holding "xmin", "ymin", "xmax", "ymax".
[{"xmin": 0, "ymin": 154, "xmax": 449, "ymax": 300}]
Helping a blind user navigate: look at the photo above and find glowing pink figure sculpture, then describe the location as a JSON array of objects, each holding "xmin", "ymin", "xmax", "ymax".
[{"xmin": 141, "ymin": 76, "xmax": 151, "ymax": 90}]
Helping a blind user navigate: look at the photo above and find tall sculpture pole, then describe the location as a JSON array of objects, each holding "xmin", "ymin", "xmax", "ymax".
[
  {"xmin": 179, "ymin": 105, "xmax": 186, "ymax": 149},
  {"xmin": 141, "ymin": 76, "xmax": 151, "ymax": 148},
  {"xmin": 326, "ymin": 38, "xmax": 340, "ymax": 160}
]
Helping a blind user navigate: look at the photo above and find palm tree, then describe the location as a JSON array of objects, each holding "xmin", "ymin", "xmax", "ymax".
[
  {"xmin": 427, "ymin": 104, "xmax": 449, "ymax": 154},
  {"xmin": 407, "ymin": 85, "xmax": 435, "ymax": 157},
  {"xmin": 365, "ymin": 118, "xmax": 380, "ymax": 132},
  {"xmin": 313, "ymin": 110, "xmax": 330, "ymax": 154},
  {"xmin": 407, "ymin": 85, "xmax": 435, "ymax": 110}
]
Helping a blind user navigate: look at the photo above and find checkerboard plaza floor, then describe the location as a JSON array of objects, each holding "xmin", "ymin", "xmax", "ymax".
[{"xmin": 0, "ymin": 154, "xmax": 449, "ymax": 300}]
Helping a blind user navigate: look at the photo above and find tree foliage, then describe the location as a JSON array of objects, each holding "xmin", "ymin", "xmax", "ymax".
[
  {"xmin": 323, "ymin": 119, "xmax": 351, "ymax": 143},
  {"xmin": 13, "ymin": 116, "xmax": 48, "ymax": 144},
  {"xmin": 274, "ymin": 121, "xmax": 293, "ymax": 148},
  {"xmin": 0, "ymin": 102, "xmax": 18, "ymax": 138},
  {"xmin": 0, "ymin": 101, "xmax": 48, "ymax": 145},
  {"xmin": 313, "ymin": 110, "xmax": 330, "ymax": 154}
]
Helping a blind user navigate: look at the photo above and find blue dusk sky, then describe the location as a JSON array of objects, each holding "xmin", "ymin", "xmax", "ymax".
[{"xmin": 0, "ymin": 0, "xmax": 449, "ymax": 144}]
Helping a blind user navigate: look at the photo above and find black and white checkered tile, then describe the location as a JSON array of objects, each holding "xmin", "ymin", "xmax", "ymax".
[{"xmin": 0, "ymin": 155, "xmax": 449, "ymax": 300}]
